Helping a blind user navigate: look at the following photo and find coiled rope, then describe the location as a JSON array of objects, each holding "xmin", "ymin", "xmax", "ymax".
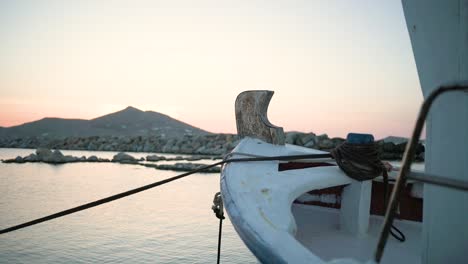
[
  {"xmin": 331, "ymin": 142, "xmax": 384, "ymax": 181},
  {"xmin": 331, "ymin": 142, "xmax": 405, "ymax": 242}
]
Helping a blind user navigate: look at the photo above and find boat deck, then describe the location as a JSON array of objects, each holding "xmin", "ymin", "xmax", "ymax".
[
  {"xmin": 292, "ymin": 203, "xmax": 422, "ymax": 264},
  {"xmin": 222, "ymin": 137, "xmax": 423, "ymax": 263}
]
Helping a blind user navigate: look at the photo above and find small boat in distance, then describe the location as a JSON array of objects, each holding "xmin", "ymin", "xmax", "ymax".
[{"xmin": 220, "ymin": 1, "xmax": 468, "ymax": 263}]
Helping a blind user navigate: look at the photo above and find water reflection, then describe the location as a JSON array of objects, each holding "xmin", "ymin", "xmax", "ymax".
[{"xmin": 0, "ymin": 148, "xmax": 256, "ymax": 263}]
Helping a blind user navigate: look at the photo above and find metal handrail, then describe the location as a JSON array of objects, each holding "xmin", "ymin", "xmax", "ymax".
[
  {"xmin": 407, "ymin": 171, "xmax": 468, "ymax": 192},
  {"xmin": 374, "ymin": 83, "xmax": 468, "ymax": 262}
]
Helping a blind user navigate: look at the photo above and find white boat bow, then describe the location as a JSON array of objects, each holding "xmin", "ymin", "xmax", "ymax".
[
  {"xmin": 221, "ymin": 137, "xmax": 423, "ymax": 264},
  {"xmin": 221, "ymin": 137, "xmax": 352, "ymax": 263}
]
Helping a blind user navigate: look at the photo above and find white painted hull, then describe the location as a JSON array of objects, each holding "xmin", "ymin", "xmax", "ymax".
[{"xmin": 221, "ymin": 137, "xmax": 421, "ymax": 263}]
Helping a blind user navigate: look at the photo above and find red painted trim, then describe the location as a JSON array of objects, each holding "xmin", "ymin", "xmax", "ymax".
[
  {"xmin": 278, "ymin": 162, "xmax": 336, "ymax": 171},
  {"xmin": 294, "ymin": 182, "xmax": 423, "ymax": 222}
]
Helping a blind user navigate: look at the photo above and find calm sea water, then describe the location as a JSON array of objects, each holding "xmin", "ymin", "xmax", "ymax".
[{"xmin": 0, "ymin": 148, "xmax": 256, "ymax": 263}]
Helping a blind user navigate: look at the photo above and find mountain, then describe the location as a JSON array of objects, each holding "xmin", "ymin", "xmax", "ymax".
[{"xmin": 0, "ymin": 106, "xmax": 210, "ymax": 138}]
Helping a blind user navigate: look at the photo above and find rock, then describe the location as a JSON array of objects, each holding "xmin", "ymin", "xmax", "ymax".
[
  {"xmin": 415, "ymin": 143, "xmax": 425, "ymax": 155},
  {"xmin": 43, "ymin": 149, "xmax": 67, "ymax": 163},
  {"xmin": 146, "ymin": 155, "xmax": 166, "ymax": 162},
  {"xmin": 143, "ymin": 142, "xmax": 154, "ymax": 152},
  {"xmin": 285, "ymin": 132, "xmax": 301, "ymax": 144},
  {"xmin": 376, "ymin": 140, "xmax": 384, "ymax": 152},
  {"xmin": 330, "ymin": 137, "xmax": 345, "ymax": 147},
  {"xmin": 112, "ymin": 152, "xmax": 138, "ymax": 163},
  {"xmin": 318, "ymin": 139, "xmax": 334, "ymax": 150},
  {"xmin": 170, "ymin": 145, "xmax": 180, "ymax": 153},
  {"xmin": 186, "ymin": 155, "xmax": 203, "ymax": 161},
  {"xmin": 382, "ymin": 136, "xmax": 408, "ymax": 145},
  {"xmin": 3, "ymin": 149, "xmax": 86, "ymax": 164},
  {"xmin": 383, "ymin": 142, "xmax": 396, "ymax": 153},
  {"xmin": 87, "ymin": 142, "xmax": 98, "ymax": 151},
  {"xmin": 140, "ymin": 163, "xmax": 158, "ymax": 169},
  {"xmin": 316, "ymin": 134, "xmax": 329, "ymax": 141},
  {"xmin": 162, "ymin": 139, "xmax": 176, "ymax": 153},
  {"xmin": 36, "ymin": 148, "xmax": 53, "ymax": 159},
  {"xmin": 195, "ymin": 146, "xmax": 207, "ymax": 154},
  {"xmin": 304, "ymin": 140, "xmax": 317, "ymax": 148},
  {"xmin": 190, "ymin": 141, "xmax": 201, "ymax": 150},
  {"xmin": 63, "ymin": 155, "xmax": 79, "ymax": 163},
  {"xmin": 297, "ymin": 133, "xmax": 316, "ymax": 146},
  {"xmin": 396, "ymin": 142, "xmax": 407, "ymax": 153},
  {"xmin": 87, "ymin": 155, "xmax": 99, "ymax": 162},
  {"xmin": 180, "ymin": 144, "xmax": 195, "ymax": 154},
  {"xmin": 23, "ymin": 153, "xmax": 38, "ymax": 162},
  {"xmin": 101, "ymin": 144, "xmax": 112, "ymax": 151},
  {"xmin": 224, "ymin": 140, "xmax": 236, "ymax": 151}
]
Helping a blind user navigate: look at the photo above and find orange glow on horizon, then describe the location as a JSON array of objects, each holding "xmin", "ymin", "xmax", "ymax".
[{"xmin": 0, "ymin": 1, "xmax": 423, "ymax": 139}]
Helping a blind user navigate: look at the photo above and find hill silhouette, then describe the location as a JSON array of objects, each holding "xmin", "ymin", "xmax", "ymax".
[{"xmin": 0, "ymin": 106, "xmax": 210, "ymax": 138}]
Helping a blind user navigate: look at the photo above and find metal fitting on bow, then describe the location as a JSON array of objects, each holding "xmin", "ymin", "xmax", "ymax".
[{"xmin": 212, "ymin": 192, "xmax": 225, "ymax": 220}]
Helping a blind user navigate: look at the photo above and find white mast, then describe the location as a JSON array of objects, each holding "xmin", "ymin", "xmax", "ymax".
[{"xmin": 402, "ymin": 0, "xmax": 468, "ymax": 263}]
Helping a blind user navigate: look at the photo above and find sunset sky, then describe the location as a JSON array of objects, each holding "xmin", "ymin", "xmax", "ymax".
[{"xmin": 0, "ymin": 0, "xmax": 423, "ymax": 139}]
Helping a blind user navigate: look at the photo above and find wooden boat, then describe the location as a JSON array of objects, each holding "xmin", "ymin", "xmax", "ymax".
[
  {"xmin": 221, "ymin": 93, "xmax": 423, "ymax": 263},
  {"xmin": 221, "ymin": 1, "xmax": 468, "ymax": 263}
]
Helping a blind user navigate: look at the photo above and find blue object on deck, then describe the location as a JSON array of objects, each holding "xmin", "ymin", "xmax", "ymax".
[{"xmin": 346, "ymin": 133, "xmax": 374, "ymax": 144}]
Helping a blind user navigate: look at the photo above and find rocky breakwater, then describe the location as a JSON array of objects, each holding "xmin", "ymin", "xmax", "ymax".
[
  {"xmin": 284, "ymin": 132, "xmax": 425, "ymax": 161},
  {"xmin": 0, "ymin": 132, "xmax": 424, "ymax": 161},
  {"xmin": 2, "ymin": 148, "xmax": 110, "ymax": 164},
  {"xmin": 2, "ymin": 149, "xmax": 221, "ymax": 173},
  {"xmin": 0, "ymin": 134, "xmax": 238, "ymax": 156}
]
